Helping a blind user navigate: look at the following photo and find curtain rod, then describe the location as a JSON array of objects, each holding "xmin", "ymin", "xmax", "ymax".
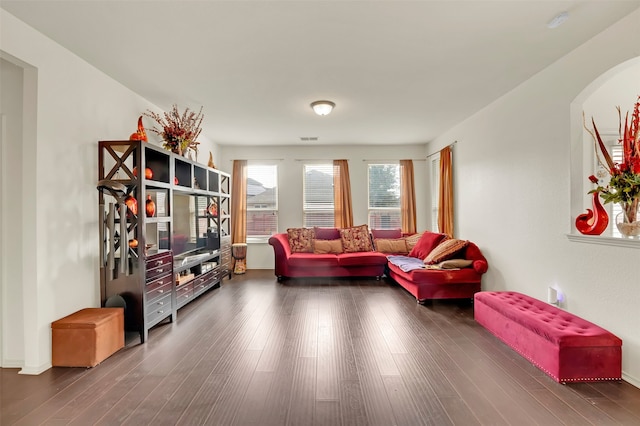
[
  {"xmin": 228, "ymin": 159, "xmax": 284, "ymax": 161},
  {"xmin": 294, "ymin": 159, "xmax": 339, "ymax": 161},
  {"xmin": 362, "ymin": 159, "xmax": 426, "ymax": 162},
  {"xmin": 426, "ymin": 141, "xmax": 458, "ymax": 159}
]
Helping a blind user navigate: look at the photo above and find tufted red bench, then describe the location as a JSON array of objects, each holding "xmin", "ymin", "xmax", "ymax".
[{"xmin": 474, "ymin": 291, "xmax": 622, "ymax": 383}]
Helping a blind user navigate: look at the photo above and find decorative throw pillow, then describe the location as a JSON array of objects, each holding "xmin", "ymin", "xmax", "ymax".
[
  {"xmin": 374, "ymin": 238, "xmax": 409, "ymax": 254},
  {"xmin": 371, "ymin": 228, "xmax": 403, "ymax": 239},
  {"xmin": 340, "ymin": 224, "xmax": 374, "ymax": 253},
  {"xmin": 313, "ymin": 239, "xmax": 343, "ymax": 254},
  {"xmin": 408, "ymin": 232, "xmax": 448, "ymax": 259},
  {"xmin": 287, "ymin": 228, "xmax": 315, "ymax": 253},
  {"xmin": 437, "ymin": 259, "xmax": 473, "ymax": 269},
  {"xmin": 313, "ymin": 227, "xmax": 341, "ymax": 240},
  {"xmin": 404, "ymin": 232, "xmax": 424, "ymax": 251},
  {"xmin": 424, "ymin": 239, "xmax": 469, "ymax": 265}
]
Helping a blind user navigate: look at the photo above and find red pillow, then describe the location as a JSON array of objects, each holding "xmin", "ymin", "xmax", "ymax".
[
  {"xmin": 408, "ymin": 232, "xmax": 448, "ymax": 259},
  {"xmin": 313, "ymin": 227, "xmax": 340, "ymax": 240},
  {"xmin": 371, "ymin": 228, "xmax": 402, "ymax": 239}
]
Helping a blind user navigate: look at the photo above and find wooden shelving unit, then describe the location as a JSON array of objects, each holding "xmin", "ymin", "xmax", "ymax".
[{"xmin": 97, "ymin": 140, "xmax": 231, "ymax": 342}]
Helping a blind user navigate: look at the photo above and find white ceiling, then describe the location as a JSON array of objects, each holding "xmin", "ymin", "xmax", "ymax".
[{"xmin": 2, "ymin": 1, "xmax": 639, "ymax": 146}]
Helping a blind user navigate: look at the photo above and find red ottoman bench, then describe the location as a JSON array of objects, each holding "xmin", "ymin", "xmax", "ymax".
[{"xmin": 474, "ymin": 291, "xmax": 622, "ymax": 383}]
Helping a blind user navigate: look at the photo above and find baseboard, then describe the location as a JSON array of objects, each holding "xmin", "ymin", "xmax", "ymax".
[
  {"xmin": 623, "ymin": 372, "xmax": 640, "ymax": 389},
  {"xmin": 19, "ymin": 362, "xmax": 51, "ymax": 375}
]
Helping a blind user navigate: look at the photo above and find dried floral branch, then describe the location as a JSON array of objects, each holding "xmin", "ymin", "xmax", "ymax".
[{"xmin": 143, "ymin": 105, "xmax": 203, "ymax": 155}]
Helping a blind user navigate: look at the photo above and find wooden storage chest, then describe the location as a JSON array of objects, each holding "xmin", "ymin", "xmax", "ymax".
[{"xmin": 51, "ymin": 308, "xmax": 124, "ymax": 367}]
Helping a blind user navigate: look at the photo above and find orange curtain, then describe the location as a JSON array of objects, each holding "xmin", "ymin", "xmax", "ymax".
[
  {"xmin": 333, "ymin": 160, "xmax": 353, "ymax": 228},
  {"xmin": 438, "ymin": 146, "xmax": 454, "ymax": 237},
  {"xmin": 231, "ymin": 160, "xmax": 247, "ymax": 244},
  {"xmin": 400, "ymin": 160, "xmax": 417, "ymax": 234}
]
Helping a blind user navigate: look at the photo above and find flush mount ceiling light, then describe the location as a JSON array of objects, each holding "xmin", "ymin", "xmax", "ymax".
[
  {"xmin": 310, "ymin": 100, "xmax": 335, "ymax": 116},
  {"xmin": 546, "ymin": 11, "xmax": 569, "ymax": 29}
]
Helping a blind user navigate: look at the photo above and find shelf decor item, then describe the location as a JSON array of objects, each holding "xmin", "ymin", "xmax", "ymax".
[
  {"xmin": 145, "ymin": 195, "xmax": 156, "ymax": 217},
  {"xmin": 143, "ymin": 105, "xmax": 203, "ymax": 157},
  {"xmin": 583, "ymin": 95, "xmax": 640, "ymax": 237},
  {"xmin": 575, "ymin": 177, "xmax": 609, "ymax": 235},
  {"xmin": 133, "ymin": 166, "xmax": 153, "ymax": 180},
  {"xmin": 125, "ymin": 195, "xmax": 138, "ymax": 216},
  {"xmin": 129, "ymin": 116, "xmax": 148, "ymax": 142}
]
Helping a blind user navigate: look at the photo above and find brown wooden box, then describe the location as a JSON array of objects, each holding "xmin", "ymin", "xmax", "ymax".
[{"xmin": 51, "ymin": 308, "xmax": 124, "ymax": 367}]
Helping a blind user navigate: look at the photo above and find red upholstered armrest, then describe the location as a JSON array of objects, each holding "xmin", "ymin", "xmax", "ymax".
[
  {"xmin": 464, "ymin": 242, "xmax": 488, "ymax": 274},
  {"xmin": 268, "ymin": 233, "xmax": 292, "ymax": 258}
]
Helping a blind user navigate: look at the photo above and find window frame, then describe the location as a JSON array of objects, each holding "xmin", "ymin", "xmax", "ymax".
[
  {"xmin": 246, "ymin": 163, "xmax": 279, "ymax": 242},
  {"xmin": 302, "ymin": 163, "xmax": 335, "ymax": 228},
  {"xmin": 367, "ymin": 163, "xmax": 401, "ymax": 230}
]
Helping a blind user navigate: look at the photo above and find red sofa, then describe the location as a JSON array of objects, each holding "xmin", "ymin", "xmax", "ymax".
[
  {"xmin": 269, "ymin": 228, "xmax": 488, "ymax": 304},
  {"xmin": 385, "ymin": 232, "xmax": 488, "ymax": 303},
  {"xmin": 268, "ymin": 231, "xmax": 388, "ymax": 280}
]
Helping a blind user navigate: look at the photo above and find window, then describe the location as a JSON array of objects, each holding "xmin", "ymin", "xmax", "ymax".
[
  {"xmin": 303, "ymin": 164, "xmax": 334, "ymax": 227},
  {"xmin": 247, "ymin": 164, "xmax": 278, "ymax": 238},
  {"xmin": 368, "ymin": 164, "xmax": 401, "ymax": 229}
]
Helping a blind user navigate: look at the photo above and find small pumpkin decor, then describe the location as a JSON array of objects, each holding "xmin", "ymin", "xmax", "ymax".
[
  {"xmin": 129, "ymin": 116, "xmax": 148, "ymax": 142},
  {"xmin": 133, "ymin": 166, "xmax": 153, "ymax": 180},
  {"xmin": 124, "ymin": 195, "xmax": 138, "ymax": 216}
]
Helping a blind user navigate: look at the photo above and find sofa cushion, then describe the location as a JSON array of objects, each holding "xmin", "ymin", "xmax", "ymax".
[
  {"xmin": 287, "ymin": 228, "xmax": 315, "ymax": 253},
  {"xmin": 288, "ymin": 253, "xmax": 340, "ymax": 268},
  {"xmin": 424, "ymin": 239, "xmax": 469, "ymax": 265},
  {"xmin": 340, "ymin": 224, "xmax": 374, "ymax": 253},
  {"xmin": 437, "ymin": 259, "xmax": 473, "ymax": 269},
  {"xmin": 314, "ymin": 227, "xmax": 340, "ymax": 240},
  {"xmin": 408, "ymin": 231, "xmax": 447, "ymax": 259},
  {"xmin": 388, "ymin": 262, "xmax": 482, "ymax": 285},
  {"xmin": 374, "ymin": 238, "xmax": 409, "ymax": 254},
  {"xmin": 371, "ymin": 228, "xmax": 402, "ymax": 239},
  {"xmin": 314, "ymin": 239, "xmax": 343, "ymax": 254},
  {"xmin": 338, "ymin": 252, "xmax": 388, "ymax": 267}
]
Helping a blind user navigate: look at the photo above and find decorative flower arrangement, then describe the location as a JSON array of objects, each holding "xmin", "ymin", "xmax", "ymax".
[
  {"xmin": 144, "ymin": 105, "xmax": 203, "ymax": 156},
  {"xmin": 585, "ymin": 95, "xmax": 640, "ymax": 233}
]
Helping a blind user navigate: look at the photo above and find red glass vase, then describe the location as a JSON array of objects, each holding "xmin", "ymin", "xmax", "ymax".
[
  {"xmin": 145, "ymin": 195, "xmax": 156, "ymax": 217},
  {"xmin": 575, "ymin": 191, "xmax": 608, "ymax": 235}
]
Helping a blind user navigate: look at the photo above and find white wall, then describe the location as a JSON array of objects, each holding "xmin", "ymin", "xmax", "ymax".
[
  {"xmin": 428, "ymin": 10, "xmax": 640, "ymax": 386},
  {"xmin": 0, "ymin": 57, "xmax": 25, "ymax": 367},
  {"xmin": 0, "ymin": 9, "xmax": 218, "ymax": 373},
  {"xmin": 218, "ymin": 144, "xmax": 430, "ymax": 269}
]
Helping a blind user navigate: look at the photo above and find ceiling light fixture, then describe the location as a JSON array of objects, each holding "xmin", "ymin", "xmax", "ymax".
[
  {"xmin": 546, "ymin": 11, "xmax": 569, "ymax": 29},
  {"xmin": 311, "ymin": 100, "xmax": 335, "ymax": 116}
]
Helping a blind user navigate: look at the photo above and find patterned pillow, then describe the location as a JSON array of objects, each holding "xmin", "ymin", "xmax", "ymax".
[
  {"xmin": 424, "ymin": 239, "xmax": 469, "ymax": 265},
  {"xmin": 374, "ymin": 238, "xmax": 409, "ymax": 254},
  {"xmin": 287, "ymin": 228, "xmax": 315, "ymax": 253},
  {"xmin": 340, "ymin": 224, "xmax": 374, "ymax": 253},
  {"xmin": 404, "ymin": 232, "xmax": 423, "ymax": 251},
  {"xmin": 313, "ymin": 239, "xmax": 343, "ymax": 254}
]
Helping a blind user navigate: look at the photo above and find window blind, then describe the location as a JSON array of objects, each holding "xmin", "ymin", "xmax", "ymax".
[{"xmin": 303, "ymin": 164, "xmax": 334, "ymax": 227}]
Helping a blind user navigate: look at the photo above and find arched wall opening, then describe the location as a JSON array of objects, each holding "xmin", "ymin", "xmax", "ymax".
[{"xmin": 569, "ymin": 56, "xmax": 640, "ymax": 245}]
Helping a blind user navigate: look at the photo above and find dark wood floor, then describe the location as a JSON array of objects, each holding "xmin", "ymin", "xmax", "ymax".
[{"xmin": 3, "ymin": 270, "xmax": 640, "ymax": 426}]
